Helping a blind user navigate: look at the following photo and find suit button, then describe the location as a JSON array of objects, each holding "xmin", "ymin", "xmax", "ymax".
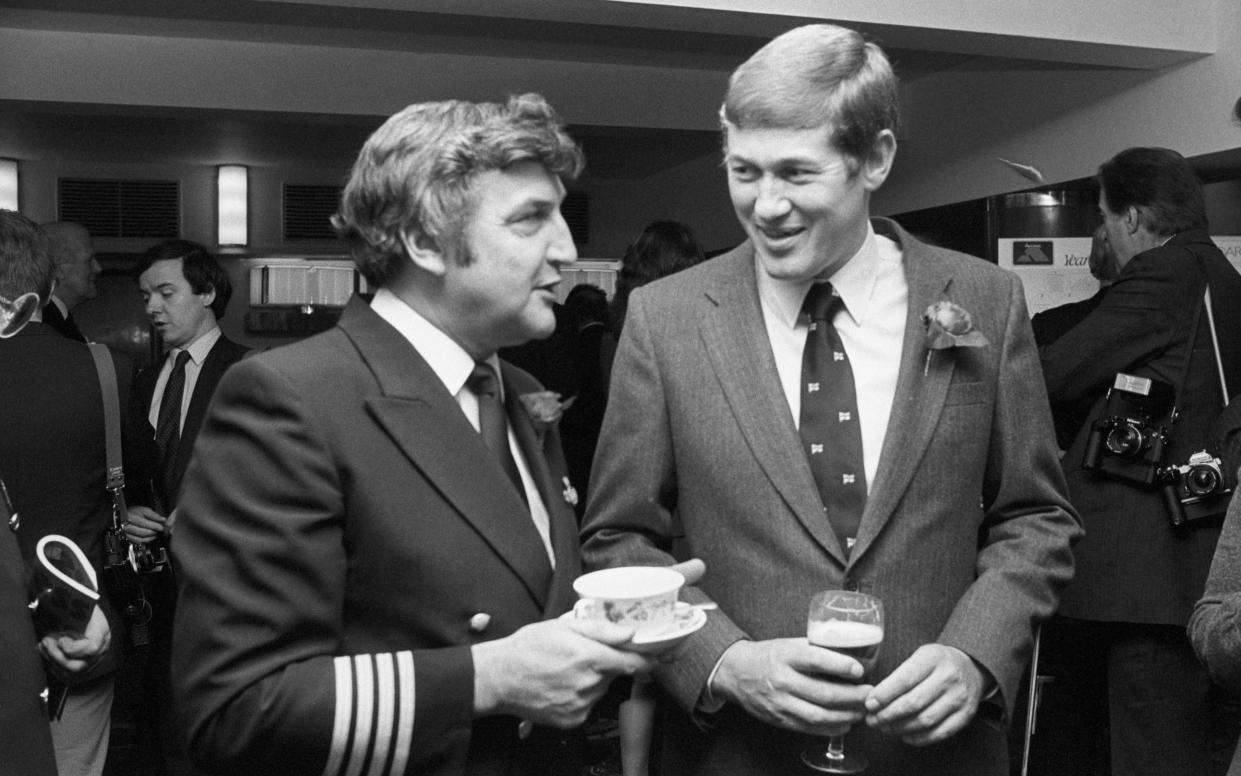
[
  {"xmin": 844, "ymin": 580, "xmax": 859, "ymax": 592},
  {"xmin": 517, "ymin": 719, "xmax": 533, "ymax": 739},
  {"xmin": 468, "ymin": 613, "xmax": 491, "ymax": 633}
]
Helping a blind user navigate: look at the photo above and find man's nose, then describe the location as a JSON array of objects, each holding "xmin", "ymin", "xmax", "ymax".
[
  {"xmin": 547, "ymin": 211, "xmax": 577, "ymax": 267},
  {"xmin": 754, "ymin": 177, "xmax": 791, "ymax": 220}
]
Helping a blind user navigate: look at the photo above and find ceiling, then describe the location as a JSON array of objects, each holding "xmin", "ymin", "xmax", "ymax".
[{"xmin": 1, "ymin": 0, "xmax": 1237, "ymax": 190}]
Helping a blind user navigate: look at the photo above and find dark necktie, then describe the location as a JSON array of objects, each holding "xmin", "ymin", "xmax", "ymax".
[
  {"xmin": 154, "ymin": 349, "xmax": 191, "ymax": 505},
  {"xmin": 466, "ymin": 362, "xmax": 528, "ymax": 508},
  {"xmin": 799, "ymin": 283, "xmax": 867, "ymax": 555}
]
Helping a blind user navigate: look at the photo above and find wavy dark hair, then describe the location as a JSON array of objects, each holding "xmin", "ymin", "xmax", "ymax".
[
  {"xmin": 1098, "ymin": 147, "xmax": 1207, "ymax": 236},
  {"xmin": 610, "ymin": 220, "xmax": 705, "ymax": 333},
  {"xmin": 134, "ymin": 239, "xmax": 233, "ymax": 319},
  {"xmin": 333, "ymin": 93, "xmax": 584, "ymax": 288}
]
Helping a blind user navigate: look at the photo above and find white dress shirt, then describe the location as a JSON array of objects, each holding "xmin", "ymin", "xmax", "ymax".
[
  {"xmin": 148, "ymin": 326, "xmax": 222, "ymax": 434},
  {"xmin": 370, "ymin": 288, "xmax": 555, "ymax": 566},
  {"xmin": 755, "ymin": 223, "xmax": 908, "ymax": 492}
]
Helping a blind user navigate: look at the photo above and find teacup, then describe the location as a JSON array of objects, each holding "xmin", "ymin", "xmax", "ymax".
[{"xmin": 572, "ymin": 566, "xmax": 684, "ymax": 638}]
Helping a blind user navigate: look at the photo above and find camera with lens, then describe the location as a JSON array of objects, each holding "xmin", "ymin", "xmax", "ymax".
[
  {"xmin": 1083, "ymin": 373, "xmax": 1177, "ymax": 486},
  {"xmin": 1160, "ymin": 450, "xmax": 1233, "ymax": 527}
]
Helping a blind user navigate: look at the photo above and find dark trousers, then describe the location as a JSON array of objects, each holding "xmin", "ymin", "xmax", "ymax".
[{"xmin": 1029, "ymin": 617, "xmax": 1240, "ymax": 776}]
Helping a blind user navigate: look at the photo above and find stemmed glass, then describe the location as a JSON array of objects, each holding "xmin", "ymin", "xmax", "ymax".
[{"xmin": 801, "ymin": 590, "xmax": 884, "ymax": 774}]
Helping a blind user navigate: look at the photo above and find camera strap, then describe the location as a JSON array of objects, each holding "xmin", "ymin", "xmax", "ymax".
[{"xmin": 1203, "ymin": 285, "xmax": 1230, "ymax": 408}]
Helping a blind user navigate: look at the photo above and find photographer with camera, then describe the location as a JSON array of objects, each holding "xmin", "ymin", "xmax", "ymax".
[{"xmin": 1036, "ymin": 147, "xmax": 1241, "ymax": 776}]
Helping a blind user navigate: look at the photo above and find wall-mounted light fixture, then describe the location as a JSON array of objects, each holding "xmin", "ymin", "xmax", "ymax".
[
  {"xmin": 217, "ymin": 164, "xmax": 248, "ymax": 246},
  {"xmin": 0, "ymin": 158, "xmax": 18, "ymax": 211}
]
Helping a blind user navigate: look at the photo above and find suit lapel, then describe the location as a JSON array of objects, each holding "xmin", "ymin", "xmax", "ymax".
[
  {"xmin": 341, "ymin": 299, "xmax": 554, "ymax": 609},
  {"xmin": 850, "ymin": 221, "xmax": 955, "ymax": 561},
  {"xmin": 501, "ymin": 370, "xmax": 582, "ymax": 618},
  {"xmin": 697, "ymin": 246, "xmax": 848, "ymax": 566},
  {"xmin": 173, "ymin": 338, "xmax": 245, "ymax": 495}
]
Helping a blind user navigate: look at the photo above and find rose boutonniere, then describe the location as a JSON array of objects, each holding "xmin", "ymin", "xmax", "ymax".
[
  {"xmin": 922, "ymin": 301, "xmax": 989, "ymax": 375},
  {"xmin": 518, "ymin": 391, "xmax": 576, "ymax": 437}
]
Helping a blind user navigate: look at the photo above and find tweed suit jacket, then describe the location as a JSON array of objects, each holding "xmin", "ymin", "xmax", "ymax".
[
  {"xmin": 171, "ymin": 296, "xmax": 583, "ymax": 776},
  {"xmin": 128, "ymin": 332, "xmax": 249, "ymax": 510},
  {"xmin": 1041, "ymin": 229, "xmax": 1241, "ymax": 625},
  {"xmin": 581, "ymin": 218, "xmax": 1081, "ymax": 776}
]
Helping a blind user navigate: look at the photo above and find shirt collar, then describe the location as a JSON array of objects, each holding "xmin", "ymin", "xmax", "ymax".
[
  {"xmin": 370, "ymin": 288, "xmax": 501, "ymax": 398},
  {"xmin": 175, "ymin": 325, "xmax": 221, "ymax": 367},
  {"xmin": 756, "ymin": 221, "xmax": 882, "ymax": 329}
]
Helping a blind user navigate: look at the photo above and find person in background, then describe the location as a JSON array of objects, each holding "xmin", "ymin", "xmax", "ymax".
[
  {"xmin": 581, "ymin": 23, "xmax": 1080, "ymax": 776},
  {"xmin": 1037, "ymin": 146, "xmax": 1241, "ymax": 776},
  {"xmin": 608, "ymin": 220, "xmax": 705, "ymax": 336},
  {"xmin": 559, "ymin": 283, "xmax": 615, "ymax": 517},
  {"xmin": 1032, "ymin": 224, "xmax": 1122, "ymax": 449},
  {"xmin": 170, "ymin": 93, "xmax": 692, "ymax": 776},
  {"xmin": 121, "ymin": 238, "xmax": 249, "ymax": 776},
  {"xmin": 0, "ymin": 209, "xmax": 121, "ymax": 776},
  {"xmin": 1191, "ymin": 490, "xmax": 1241, "ymax": 776},
  {"xmin": 40, "ymin": 221, "xmax": 101, "ymax": 342}
]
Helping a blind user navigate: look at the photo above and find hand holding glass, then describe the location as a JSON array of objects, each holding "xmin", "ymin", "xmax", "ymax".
[{"xmin": 801, "ymin": 590, "xmax": 884, "ymax": 774}]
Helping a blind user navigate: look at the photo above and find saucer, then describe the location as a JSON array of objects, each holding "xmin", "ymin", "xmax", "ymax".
[{"xmin": 560, "ymin": 602, "xmax": 708, "ymax": 655}]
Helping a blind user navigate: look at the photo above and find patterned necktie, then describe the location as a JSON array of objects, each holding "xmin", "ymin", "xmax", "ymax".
[
  {"xmin": 799, "ymin": 282, "xmax": 867, "ymax": 555},
  {"xmin": 466, "ymin": 362, "xmax": 528, "ymax": 508},
  {"xmin": 154, "ymin": 349, "xmax": 191, "ymax": 504}
]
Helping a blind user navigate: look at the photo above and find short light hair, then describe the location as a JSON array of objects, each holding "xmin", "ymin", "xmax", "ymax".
[
  {"xmin": 333, "ymin": 93, "xmax": 584, "ymax": 287},
  {"xmin": 0, "ymin": 210, "xmax": 54, "ymax": 304},
  {"xmin": 1098, "ymin": 147, "xmax": 1206, "ymax": 236},
  {"xmin": 722, "ymin": 24, "xmax": 900, "ymax": 173}
]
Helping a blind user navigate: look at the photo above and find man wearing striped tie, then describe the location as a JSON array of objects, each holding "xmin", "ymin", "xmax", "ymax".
[{"xmin": 170, "ymin": 94, "xmax": 682, "ymax": 776}]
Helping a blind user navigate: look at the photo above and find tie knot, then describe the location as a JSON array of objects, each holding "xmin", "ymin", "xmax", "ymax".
[
  {"xmin": 467, "ymin": 362, "xmax": 500, "ymax": 399},
  {"xmin": 803, "ymin": 282, "xmax": 844, "ymax": 322},
  {"xmin": 170, "ymin": 349, "xmax": 191, "ymax": 369}
]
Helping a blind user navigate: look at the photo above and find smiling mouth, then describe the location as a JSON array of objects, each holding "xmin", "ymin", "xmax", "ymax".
[{"xmin": 757, "ymin": 225, "xmax": 804, "ymax": 241}]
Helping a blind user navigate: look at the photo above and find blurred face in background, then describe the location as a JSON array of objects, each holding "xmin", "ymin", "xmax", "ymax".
[
  {"xmin": 49, "ymin": 225, "xmax": 100, "ymax": 306},
  {"xmin": 139, "ymin": 258, "xmax": 217, "ymax": 349}
]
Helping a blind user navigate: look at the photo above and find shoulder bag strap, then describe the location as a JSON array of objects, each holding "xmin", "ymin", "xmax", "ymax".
[{"xmin": 86, "ymin": 344, "xmax": 127, "ymax": 513}]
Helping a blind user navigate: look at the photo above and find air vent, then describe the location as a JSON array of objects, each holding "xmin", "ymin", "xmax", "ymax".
[
  {"xmin": 563, "ymin": 190, "xmax": 589, "ymax": 244},
  {"xmin": 284, "ymin": 184, "xmax": 343, "ymax": 241},
  {"xmin": 58, "ymin": 178, "xmax": 180, "ymax": 238}
]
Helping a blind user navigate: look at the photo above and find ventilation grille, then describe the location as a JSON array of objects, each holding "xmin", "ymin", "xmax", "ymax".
[
  {"xmin": 563, "ymin": 190, "xmax": 589, "ymax": 244},
  {"xmin": 284, "ymin": 184, "xmax": 343, "ymax": 241},
  {"xmin": 58, "ymin": 178, "xmax": 180, "ymax": 238}
]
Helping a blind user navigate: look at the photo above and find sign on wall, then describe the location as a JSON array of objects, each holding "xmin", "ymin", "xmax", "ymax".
[{"xmin": 999, "ymin": 236, "xmax": 1241, "ymax": 316}]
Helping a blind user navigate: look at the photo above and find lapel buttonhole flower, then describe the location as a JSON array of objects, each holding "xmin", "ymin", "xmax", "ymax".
[
  {"xmin": 518, "ymin": 391, "xmax": 576, "ymax": 438},
  {"xmin": 922, "ymin": 301, "xmax": 989, "ymax": 375}
]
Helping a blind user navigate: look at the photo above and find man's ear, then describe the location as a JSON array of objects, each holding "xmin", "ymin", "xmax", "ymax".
[
  {"xmin": 860, "ymin": 129, "xmax": 897, "ymax": 192},
  {"xmin": 199, "ymin": 285, "xmax": 217, "ymax": 310},
  {"xmin": 399, "ymin": 229, "xmax": 448, "ymax": 277},
  {"xmin": 1124, "ymin": 205, "xmax": 1143, "ymax": 234}
]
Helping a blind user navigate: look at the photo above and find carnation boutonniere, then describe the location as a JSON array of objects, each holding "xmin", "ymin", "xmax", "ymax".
[
  {"xmin": 561, "ymin": 476, "xmax": 579, "ymax": 508},
  {"xmin": 922, "ymin": 300, "xmax": 989, "ymax": 375},
  {"xmin": 518, "ymin": 391, "xmax": 576, "ymax": 439}
]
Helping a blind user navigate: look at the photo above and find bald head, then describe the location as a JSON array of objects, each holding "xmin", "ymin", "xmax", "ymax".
[{"xmin": 41, "ymin": 221, "xmax": 99, "ymax": 308}]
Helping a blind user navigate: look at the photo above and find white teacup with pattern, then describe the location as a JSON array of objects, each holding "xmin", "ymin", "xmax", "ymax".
[{"xmin": 572, "ymin": 566, "xmax": 684, "ymax": 638}]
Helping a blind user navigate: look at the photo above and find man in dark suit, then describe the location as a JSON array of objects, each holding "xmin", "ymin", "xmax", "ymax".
[
  {"xmin": 1036, "ymin": 147, "xmax": 1241, "ymax": 776},
  {"xmin": 1031, "ymin": 225, "xmax": 1121, "ymax": 449},
  {"xmin": 580, "ymin": 25, "xmax": 1081, "ymax": 776},
  {"xmin": 116, "ymin": 239, "xmax": 248, "ymax": 775},
  {"xmin": 0, "ymin": 209, "xmax": 120, "ymax": 776},
  {"xmin": 171, "ymin": 94, "xmax": 666, "ymax": 776},
  {"xmin": 40, "ymin": 221, "xmax": 100, "ymax": 342}
]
